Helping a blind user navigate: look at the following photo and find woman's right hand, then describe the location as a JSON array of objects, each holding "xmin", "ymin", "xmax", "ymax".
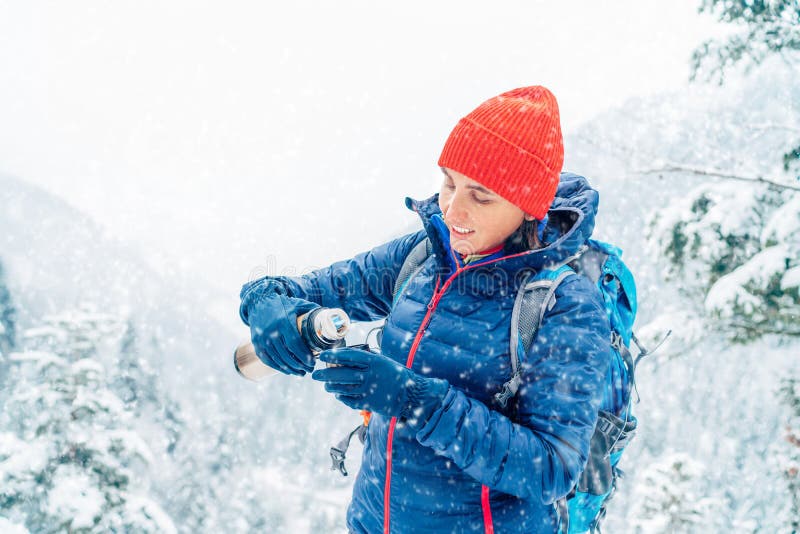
[{"xmin": 239, "ymin": 278, "xmax": 320, "ymax": 376}]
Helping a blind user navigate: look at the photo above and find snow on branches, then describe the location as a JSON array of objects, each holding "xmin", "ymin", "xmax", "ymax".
[{"xmin": 647, "ymin": 180, "xmax": 799, "ymax": 341}]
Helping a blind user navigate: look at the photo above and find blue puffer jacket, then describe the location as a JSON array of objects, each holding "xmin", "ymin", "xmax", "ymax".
[{"xmin": 260, "ymin": 173, "xmax": 610, "ymax": 533}]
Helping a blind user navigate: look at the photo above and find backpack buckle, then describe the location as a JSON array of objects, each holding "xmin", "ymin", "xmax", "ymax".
[
  {"xmin": 329, "ymin": 423, "xmax": 365, "ymax": 477},
  {"xmin": 494, "ymin": 383, "xmax": 514, "ymax": 408},
  {"xmin": 330, "ymin": 446, "xmax": 349, "ymax": 476},
  {"xmin": 494, "ymin": 373, "xmax": 523, "ymax": 408},
  {"xmin": 610, "ymin": 331, "xmax": 623, "ymax": 352}
]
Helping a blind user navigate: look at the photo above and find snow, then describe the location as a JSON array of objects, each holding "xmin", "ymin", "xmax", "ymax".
[
  {"xmin": 92, "ymin": 429, "xmax": 156, "ymax": 465},
  {"xmin": 122, "ymin": 495, "xmax": 178, "ymax": 534},
  {"xmin": 636, "ymin": 310, "xmax": 703, "ymax": 355},
  {"xmin": 71, "ymin": 356, "xmax": 105, "ymax": 375},
  {"xmin": 22, "ymin": 325, "xmax": 68, "ymax": 343},
  {"xmin": 8, "ymin": 350, "xmax": 67, "ymax": 369},
  {"xmin": 0, "ymin": 433, "xmax": 50, "ymax": 482},
  {"xmin": 783, "ymin": 266, "xmax": 800, "ymax": 290},
  {"xmin": 693, "ymin": 184, "xmax": 761, "ymax": 237},
  {"xmin": 0, "ymin": 517, "xmax": 29, "ymax": 534},
  {"xmin": 46, "ymin": 465, "xmax": 105, "ymax": 529},
  {"xmin": 705, "ymin": 244, "xmax": 791, "ymax": 318},
  {"xmin": 73, "ymin": 386, "xmax": 127, "ymax": 418},
  {"xmin": 623, "ymin": 333, "xmax": 797, "ymax": 530},
  {"xmin": 762, "ymin": 191, "xmax": 800, "ymax": 246},
  {"xmin": 646, "ymin": 180, "xmax": 768, "ymax": 290}
]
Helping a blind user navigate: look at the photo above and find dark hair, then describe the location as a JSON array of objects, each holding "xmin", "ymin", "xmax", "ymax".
[{"xmin": 504, "ymin": 219, "xmax": 545, "ymax": 255}]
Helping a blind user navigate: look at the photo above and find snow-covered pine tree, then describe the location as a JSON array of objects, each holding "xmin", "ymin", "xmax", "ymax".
[
  {"xmin": 630, "ymin": 452, "xmax": 725, "ymax": 533},
  {"xmin": 633, "ymin": 4, "xmax": 800, "ymax": 529},
  {"xmin": 0, "ymin": 258, "xmax": 17, "ymax": 356},
  {"xmin": 0, "ymin": 305, "xmax": 176, "ymax": 533},
  {"xmin": 111, "ymin": 319, "xmax": 184, "ymax": 455},
  {"xmin": 647, "ymin": 181, "xmax": 799, "ymax": 342},
  {"xmin": 64, "ymin": 311, "xmax": 283, "ymax": 532},
  {"xmin": 158, "ymin": 408, "xmax": 289, "ymax": 533},
  {"xmin": 691, "ymin": 0, "xmax": 800, "ymax": 173},
  {"xmin": 636, "ymin": 133, "xmax": 800, "ymax": 531},
  {"xmin": 646, "ymin": 0, "xmax": 800, "ymax": 343},
  {"xmin": 101, "ymin": 316, "xmax": 285, "ymax": 532}
]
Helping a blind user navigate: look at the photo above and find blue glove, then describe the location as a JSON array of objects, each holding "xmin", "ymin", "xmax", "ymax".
[
  {"xmin": 240, "ymin": 278, "xmax": 320, "ymax": 376},
  {"xmin": 312, "ymin": 347, "xmax": 450, "ymax": 425},
  {"xmin": 239, "ymin": 277, "xmax": 285, "ymax": 325}
]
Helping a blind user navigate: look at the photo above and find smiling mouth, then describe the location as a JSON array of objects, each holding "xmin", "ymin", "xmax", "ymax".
[{"xmin": 450, "ymin": 224, "xmax": 475, "ymax": 236}]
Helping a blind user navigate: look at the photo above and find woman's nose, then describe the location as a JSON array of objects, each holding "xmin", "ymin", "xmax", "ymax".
[{"xmin": 445, "ymin": 191, "xmax": 469, "ymax": 221}]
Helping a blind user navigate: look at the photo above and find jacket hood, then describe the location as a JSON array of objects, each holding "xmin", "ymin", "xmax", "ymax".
[{"xmin": 405, "ymin": 172, "xmax": 599, "ymax": 283}]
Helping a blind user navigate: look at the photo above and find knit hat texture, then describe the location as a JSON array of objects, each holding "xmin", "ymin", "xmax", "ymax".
[{"xmin": 437, "ymin": 86, "xmax": 564, "ymax": 220}]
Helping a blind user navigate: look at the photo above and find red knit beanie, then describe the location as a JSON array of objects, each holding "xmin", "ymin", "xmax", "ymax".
[{"xmin": 437, "ymin": 86, "xmax": 564, "ymax": 220}]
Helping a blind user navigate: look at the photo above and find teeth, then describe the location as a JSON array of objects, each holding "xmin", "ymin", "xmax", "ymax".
[{"xmin": 452, "ymin": 225, "xmax": 474, "ymax": 234}]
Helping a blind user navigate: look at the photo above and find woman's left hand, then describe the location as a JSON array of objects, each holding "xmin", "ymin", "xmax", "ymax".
[{"xmin": 312, "ymin": 347, "xmax": 449, "ymax": 423}]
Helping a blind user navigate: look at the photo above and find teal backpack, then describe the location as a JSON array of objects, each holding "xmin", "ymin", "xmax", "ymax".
[{"xmin": 331, "ymin": 237, "xmax": 650, "ymax": 533}]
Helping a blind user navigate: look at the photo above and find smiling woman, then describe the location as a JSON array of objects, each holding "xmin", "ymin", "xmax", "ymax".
[{"xmin": 239, "ymin": 85, "xmax": 613, "ymax": 533}]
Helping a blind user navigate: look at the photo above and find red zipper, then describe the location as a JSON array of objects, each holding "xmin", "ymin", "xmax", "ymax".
[
  {"xmin": 405, "ymin": 274, "xmax": 446, "ymax": 366},
  {"xmin": 383, "ymin": 251, "xmax": 511, "ymax": 533},
  {"xmin": 383, "ymin": 418, "xmax": 397, "ymax": 534},
  {"xmin": 383, "ymin": 274, "xmax": 443, "ymax": 533},
  {"xmin": 481, "ymin": 485, "xmax": 494, "ymax": 534},
  {"xmin": 383, "ymin": 268, "xmax": 463, "ymax": 533}
]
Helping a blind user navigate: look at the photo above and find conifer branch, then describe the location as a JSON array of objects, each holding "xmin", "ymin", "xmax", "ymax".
[{"xmin": 637, "ymin": 165, "xmax": 800, "ymax": 192}]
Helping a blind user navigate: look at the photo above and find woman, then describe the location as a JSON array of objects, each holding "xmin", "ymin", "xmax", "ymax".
[{"xmin": 239, "ymin": 86, "xmax": 610, "ymax": 533}]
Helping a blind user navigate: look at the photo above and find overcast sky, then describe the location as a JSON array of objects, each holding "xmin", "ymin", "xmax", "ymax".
[{"xmin": 0, "ymin": 1, "xmax": 725, "ymax": 313}]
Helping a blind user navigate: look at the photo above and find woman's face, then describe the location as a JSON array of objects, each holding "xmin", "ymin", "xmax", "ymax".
[{"xmin": 438, "ymin": 168, "xmax": 533, "ymax": 256}]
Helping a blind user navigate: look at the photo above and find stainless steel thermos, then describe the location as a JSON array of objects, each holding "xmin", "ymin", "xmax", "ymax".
[{"xmin": 234, "ymin": 307, "xmax": 351, "ymax": 381}]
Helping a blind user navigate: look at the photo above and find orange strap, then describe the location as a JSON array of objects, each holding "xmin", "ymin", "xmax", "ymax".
[{"xmin": 361, "ymin": 410, "xmax": 372, "ymax": 427}]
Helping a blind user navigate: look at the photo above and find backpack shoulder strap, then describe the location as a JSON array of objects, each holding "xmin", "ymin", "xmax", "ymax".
[
  {"xmin": 494, "ymin": 264, "xmax": 575, "ymax": 408},
  {"xmin": 392, "ymin": 237, "xmax": 432, "ymax": 306}
]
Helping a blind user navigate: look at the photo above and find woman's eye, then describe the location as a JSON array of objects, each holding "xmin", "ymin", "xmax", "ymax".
[
  {"xmin": 444, "ymin": 183, "xmax": 455, "ymax": 191},
  {"xmin": 472, "ymin": 194, "xmax": 491, "ymax": 205}
]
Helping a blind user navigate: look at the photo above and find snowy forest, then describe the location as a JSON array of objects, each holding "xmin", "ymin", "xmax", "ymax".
[{"xmin": 1, "ymin": 1, "xmax": 799, "ymax": 532}]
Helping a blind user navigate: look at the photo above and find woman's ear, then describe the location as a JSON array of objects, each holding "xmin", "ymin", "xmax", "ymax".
[{"xmin": 523, "ymin": 213, "xmax": 536, "ymax": 222}]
